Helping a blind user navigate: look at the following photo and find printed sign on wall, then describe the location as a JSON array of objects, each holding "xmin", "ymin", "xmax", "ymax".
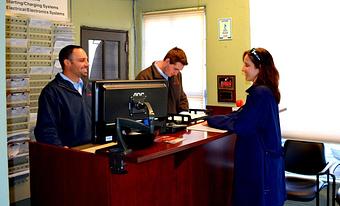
[
  {"xmin": 6, "ymin": 0, "xmax": 69, "ymax": 21},
  {"xmin": 218, "ymin": 18, "xmax": 232, "ymax": 40}
]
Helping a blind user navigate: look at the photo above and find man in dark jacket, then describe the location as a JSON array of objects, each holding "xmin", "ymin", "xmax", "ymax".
[
  {"xmin": 136, "ymin": 47, "xmax": 189, "ymax": 114},
  {"xmin": 34, "ymin": 45, "xmax": 92, "ymax": 147}
]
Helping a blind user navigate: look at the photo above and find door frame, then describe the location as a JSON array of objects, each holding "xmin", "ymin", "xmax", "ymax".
[{"xmin": 81, "ymin": 26, "xmax": 128, "ymax": 80}]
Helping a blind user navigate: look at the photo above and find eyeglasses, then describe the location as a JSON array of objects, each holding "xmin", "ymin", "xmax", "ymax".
[{"xmin": 249, "ymin": 48, "xmax": 261, "ymax": 62}]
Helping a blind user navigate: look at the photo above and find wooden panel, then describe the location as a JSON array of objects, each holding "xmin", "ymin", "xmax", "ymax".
[
  {"xmin": 206, "ymin": 105, "xmax": 232, "ymax": 115},
  {"xmin": 30, "ymin": 131, "xmax": 236, "ymax": 206},
  {"xmin": 30, "ymin": 143, "xmax": 111, "ymax": 206},
  {"xmin": 125, "ymin": 130, "xmax": 229, "ymax": 163}
]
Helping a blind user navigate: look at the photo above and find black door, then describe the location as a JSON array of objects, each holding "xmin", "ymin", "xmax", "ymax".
[{"xmin": 81, "ymin": 26, "xmax": 128, "ymax": 80}]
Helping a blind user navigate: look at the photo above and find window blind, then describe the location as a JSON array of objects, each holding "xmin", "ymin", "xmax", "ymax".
[
  {"xmin": 249, "ymin": 0, "xmax": 340, "ymax": 143},
  {"xmin": 142, "ymin": 7, "xmax": 206, "ymax": 109}
]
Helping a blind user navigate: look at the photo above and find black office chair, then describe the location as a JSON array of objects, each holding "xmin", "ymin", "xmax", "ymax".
[
  {"xmin": 336, "ymin": 188, "xmax": 340, "ymax": 205},
  {"xmin": 284, "ymin": 139, "xmax": 333, "ymax": 206},
  {"xmin": 331, "ymin": 163, "xmax": 340, "ymax": 206}
]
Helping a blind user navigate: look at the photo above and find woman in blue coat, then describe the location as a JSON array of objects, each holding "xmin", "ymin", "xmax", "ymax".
[{"xmin": 207, "ymin": 48, "xmax": 286, "ymax": 206}]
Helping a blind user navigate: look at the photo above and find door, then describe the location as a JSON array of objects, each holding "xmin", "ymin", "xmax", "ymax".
[{"xmin": 81, "ymin": 26, "xmax": 128, "ymax": 80}]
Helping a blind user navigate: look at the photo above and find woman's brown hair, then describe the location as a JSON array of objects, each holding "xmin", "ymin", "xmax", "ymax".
[{"xmin": 243, "ymin": 48, "xmax": 281, "ymax": 103}]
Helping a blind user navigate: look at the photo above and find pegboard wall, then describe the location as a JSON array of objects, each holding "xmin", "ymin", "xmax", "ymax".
[{"xmin": 5, "ymin": 14, "xmax": 75, "ymax": 203}]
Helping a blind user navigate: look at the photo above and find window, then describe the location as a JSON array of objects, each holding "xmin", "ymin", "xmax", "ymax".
[
  {"xmin": 250, "ymin": 1, "xmax": 340, "ymax": 176},
  {"xmin": 142, "ymin": 7, "xmax": 206, "ymax": 109},
  {"xmin": 249, "ymin": 0, "xmax": 340, "ymax": 143}
]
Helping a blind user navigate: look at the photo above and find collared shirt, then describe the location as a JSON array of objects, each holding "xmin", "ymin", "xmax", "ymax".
[
  {"xmin": 59, "ymin": 72, "xmax": 83, "ymax": 95},
  {"xmin": 154, "ymin": 61, "xmax": 169, "ymax": 80}
]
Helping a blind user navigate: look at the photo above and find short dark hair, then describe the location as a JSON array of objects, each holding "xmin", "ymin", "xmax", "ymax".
[
  {"xmin": 163, "ymin": 47, "xmax": 188, "ymax": 65},
  {"xmin": 59, "ymin": 45, "xmax": 83, "ymax": 70}
]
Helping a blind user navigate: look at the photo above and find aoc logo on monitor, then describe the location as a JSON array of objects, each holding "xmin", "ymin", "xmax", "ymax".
[{"xmin": 132, "ymin": 92, "xmax": 145, "ymax": 97}]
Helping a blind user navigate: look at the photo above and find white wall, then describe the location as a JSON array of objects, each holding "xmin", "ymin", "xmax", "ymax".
[{"xmin": 1, "ymin": 0, "xmax": 10, "ymax": 205}]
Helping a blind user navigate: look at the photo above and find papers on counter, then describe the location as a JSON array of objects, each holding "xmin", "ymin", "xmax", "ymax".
[{"xmin": 187, "ymin": 123, "xmax": 227, "ymax": 133}]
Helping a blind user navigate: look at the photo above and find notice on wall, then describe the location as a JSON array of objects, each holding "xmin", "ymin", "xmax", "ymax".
[
  {"xmin": 218, "ymin": 18, "xmax": 232, "ymax": 40},
  {"xmin": 6, "ymin": 0, "xmax": 69, "ymax": 21}
]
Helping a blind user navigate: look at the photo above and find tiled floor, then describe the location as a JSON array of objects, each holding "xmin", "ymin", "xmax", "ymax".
[
  {"xmin": 10, "ymin": 198, "xmax": 30, "ymax": 206},
  {"xmin": 284, "ymin": 184, "xmax": 337, "ymax": 206}
]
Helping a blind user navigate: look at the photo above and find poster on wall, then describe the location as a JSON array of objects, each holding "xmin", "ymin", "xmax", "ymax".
[
  {"xmin": 6, "ymin": 0, "xmax": 70, "ymax": 21},
  {"xmin": 218, "ymin": 18, "xmax": 232, "ymax": 40}
]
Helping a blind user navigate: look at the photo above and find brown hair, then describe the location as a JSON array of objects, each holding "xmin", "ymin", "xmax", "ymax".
[
  {"xmin": 243, "ymin": 48, "xmax": 281, "ymax": 103},
  {"xmin": 163, "ymin": 47, "xmax": 188, "ymax": 65}
]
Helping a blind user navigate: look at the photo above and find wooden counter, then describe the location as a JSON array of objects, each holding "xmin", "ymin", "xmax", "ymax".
[{"xmin": 29, "ymin": 129, "xmax": 236, "ymax": 206}]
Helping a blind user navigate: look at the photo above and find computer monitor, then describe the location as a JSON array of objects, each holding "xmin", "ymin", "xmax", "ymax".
[{"xmin": 92, "ymin": 79, "xmax": 168, "ymax": 144}]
